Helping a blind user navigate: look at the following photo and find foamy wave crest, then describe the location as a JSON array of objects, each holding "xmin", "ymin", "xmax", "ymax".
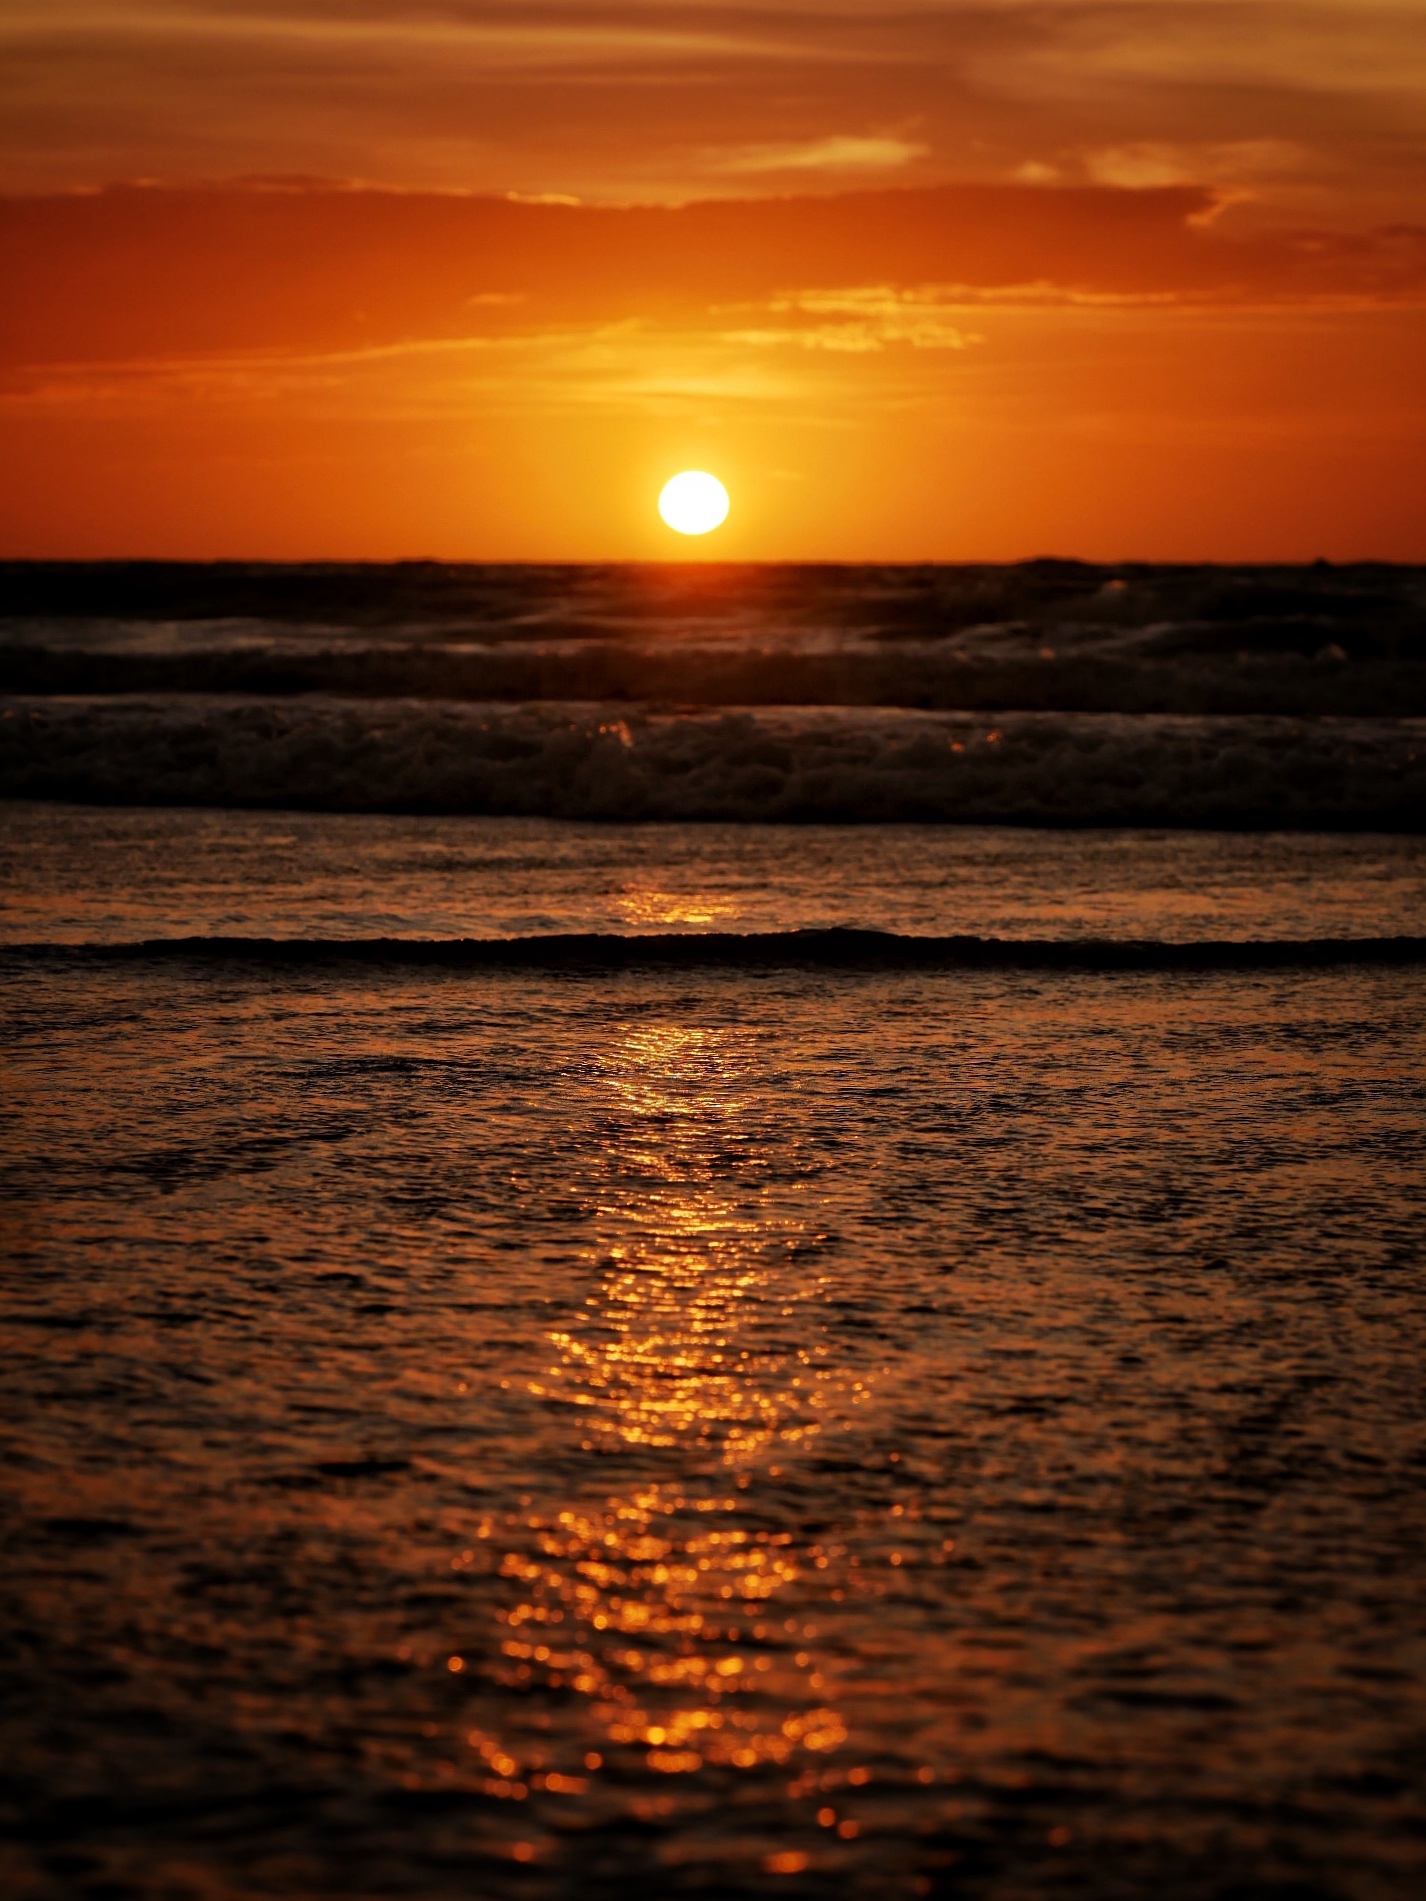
[{"xmin": 4, "ymin": 697, "xmax": 1423, "ymax": 828}]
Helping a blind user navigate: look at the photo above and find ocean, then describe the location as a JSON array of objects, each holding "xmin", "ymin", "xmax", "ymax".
[{"xmin": 2, "ymin": 562, "xmax": 1424, "ymax": 1900}]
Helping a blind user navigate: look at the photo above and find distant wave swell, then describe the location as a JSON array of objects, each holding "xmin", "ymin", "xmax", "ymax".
[
  {"xmin": 9, "ymin": 932, "xmax": 1425, "ymax": 969},
  {"xmin": 4, "ymin": 558, "xmax": 1423, "ymax": 722}
]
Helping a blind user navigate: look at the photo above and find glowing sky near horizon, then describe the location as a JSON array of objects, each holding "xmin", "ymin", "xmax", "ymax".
[{"xmin": 0, "ymin": 0, "xmax": 1422, "ymax": 557}]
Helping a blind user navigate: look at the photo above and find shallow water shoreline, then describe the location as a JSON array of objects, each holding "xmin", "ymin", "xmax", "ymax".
[
  {"xmin": 5, "ymin": 809, "xmax": 1422, "ymax": 947},
  {"xmin": 4, "ymin": 954, "xmax": 1424, "ymax": 1899}
]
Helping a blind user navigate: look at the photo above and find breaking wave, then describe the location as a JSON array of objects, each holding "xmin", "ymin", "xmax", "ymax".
[{"xmin": 4, "ymin": 696, "xmax": 1422, "ymax": 829}]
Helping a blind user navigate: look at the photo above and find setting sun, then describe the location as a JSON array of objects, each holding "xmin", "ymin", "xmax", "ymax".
[{"xmin": 658, "ymin": 471, "xmax": 729, "ymax": 537}]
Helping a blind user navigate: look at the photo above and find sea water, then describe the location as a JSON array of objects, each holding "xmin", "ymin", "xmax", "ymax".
[
  {"xmin": 2, "ymin": 810, "xmax": 1424, "ymax": 1899},
  {"xmin": 2, "ymin": 807, "xmax": 1423, "ymax": 945}
]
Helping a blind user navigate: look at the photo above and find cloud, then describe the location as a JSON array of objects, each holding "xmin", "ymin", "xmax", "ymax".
[
  {"xmin": 729, "ymin": 287, "xmax": 978, "ymax": 351},
  {"xmin": 0, "ymin": 1, "xmax": 1421, "ymax": 225},
  {"xmin": 715, "ymin": 137, "xmax": 929, "ymax": 177},
  {"xmin": 2, "ymin": 2, "xmax": 796, "ymax": 68},
  {"xmin": 1085, "ymin": 140, "xmax": 1309, "ymax": 192},
  {"xmin": 2, "ymin": 180, "xmax": 1422, "ymax": 382}
]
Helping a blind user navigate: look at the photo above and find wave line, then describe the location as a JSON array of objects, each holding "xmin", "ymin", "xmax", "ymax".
[{"xmin": 4, "ymin": 931, "xmax": 1425, "ymax": 970}]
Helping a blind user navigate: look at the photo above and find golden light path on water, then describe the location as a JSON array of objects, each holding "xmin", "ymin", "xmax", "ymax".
[
  {"xmin": 614, "ymin": 884, "xmax": 741, "ymax": 931},
  {"xmin": 475, "ymin": 1019, "xmax": 871, "ymax": 1823}
]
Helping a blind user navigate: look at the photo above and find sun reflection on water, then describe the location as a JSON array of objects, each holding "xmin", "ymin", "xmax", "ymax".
[
  {"xmin": 484, "ymin": 1023, "xmax": 859, "ymax": 1788},
  {"xmin": 613, "ymin": 885, "xmax": 740, "ymax": 930}
]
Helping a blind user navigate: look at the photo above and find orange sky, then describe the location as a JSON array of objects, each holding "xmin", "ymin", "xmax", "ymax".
[{"xmin": 2, "ymin": 1, "xmax": 1423, "ymax": 559}]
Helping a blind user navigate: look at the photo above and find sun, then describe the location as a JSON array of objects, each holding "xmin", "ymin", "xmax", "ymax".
[{"xmin": 658, "ymin": 470, "xmax": 729, "ymax": 536}]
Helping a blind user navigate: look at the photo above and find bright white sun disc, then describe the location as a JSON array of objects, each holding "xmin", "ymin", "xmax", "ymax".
[{"xmin": 658, "ymin": 470, "xmax": 729, "ymax": 535}]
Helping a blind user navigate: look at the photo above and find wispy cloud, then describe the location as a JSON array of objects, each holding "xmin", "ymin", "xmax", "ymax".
[
  {"xmin": 1, "ymin": 3, "xmax": 804, "ymax": 65},
  {"xmin": 715, "ymin": 137, "xmax": 928, "ymax": 177},
  {"xmin": 726, "ymin": 286, "xmax": 977, "ymax": 351},
  {"xmin": 3, "ymin": 180, "xmax": 1421, "ymax": 388},
  {"xmin": 1084, "ymin": 140, "xmax": 1309, "ymax": 193}
]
